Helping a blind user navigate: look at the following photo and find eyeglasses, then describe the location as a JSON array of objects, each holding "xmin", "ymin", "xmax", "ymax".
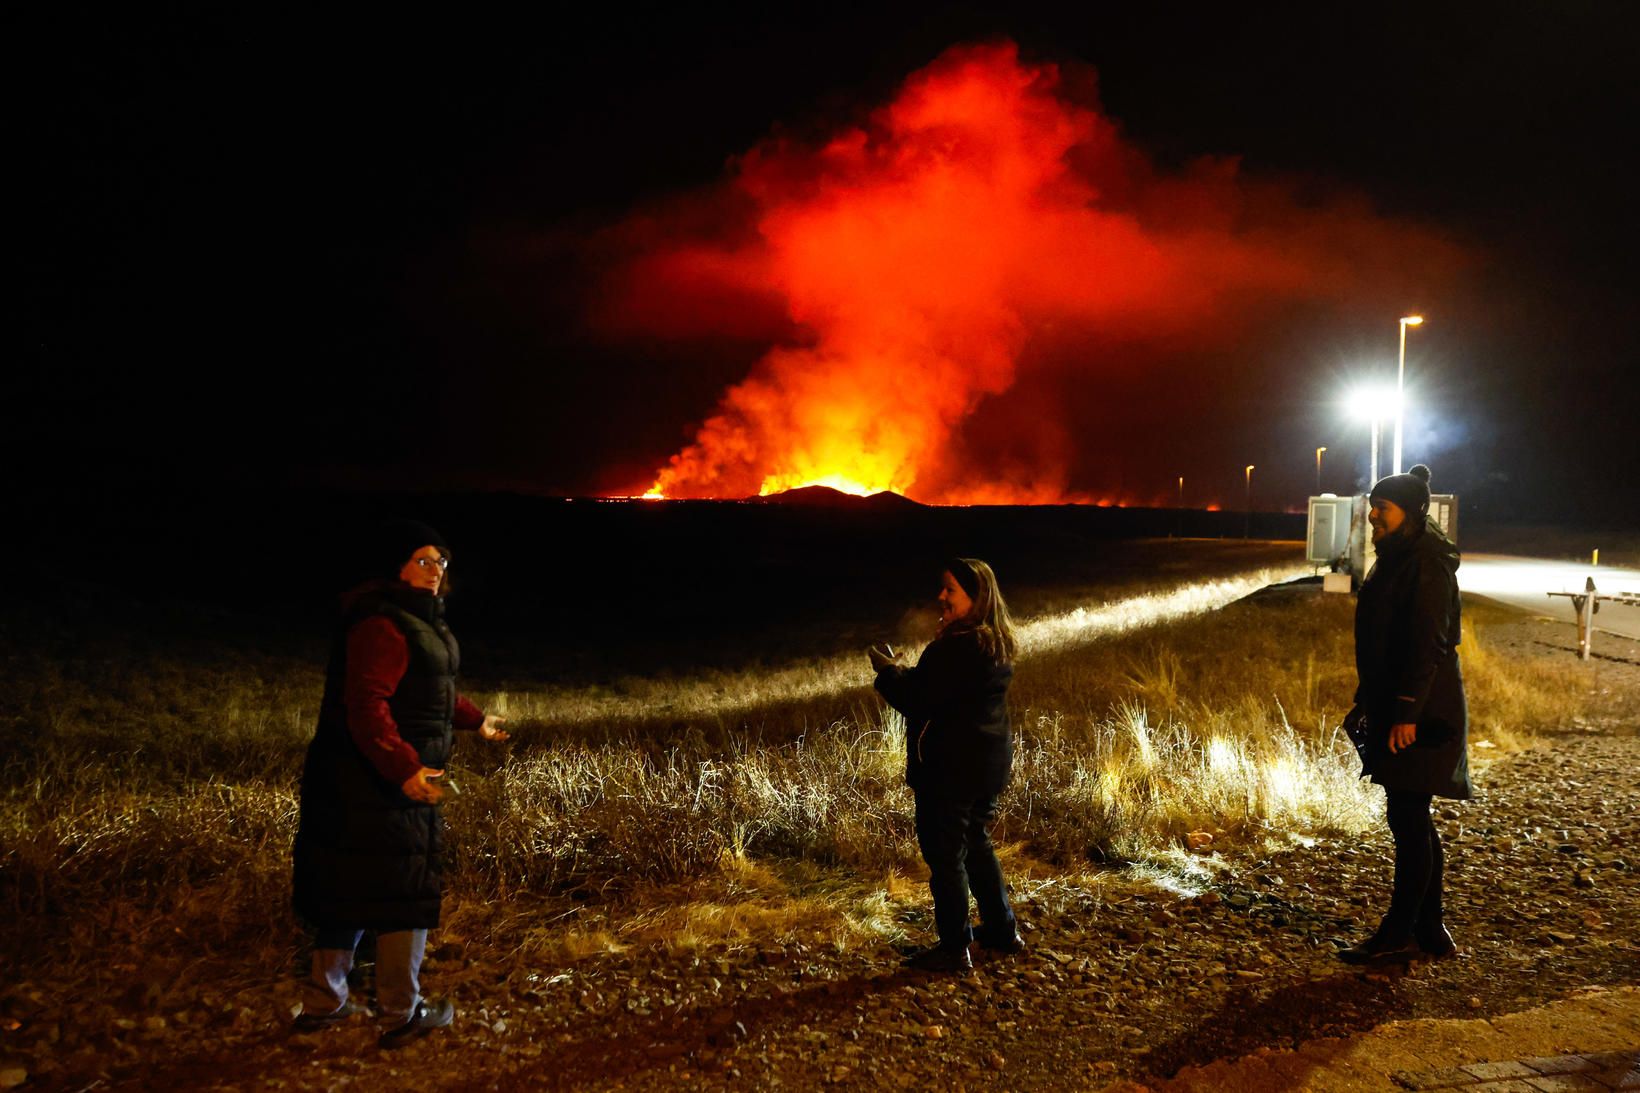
[{"xmin": 413, "ymin": 557, "xmax": 450, "ymax": 572}]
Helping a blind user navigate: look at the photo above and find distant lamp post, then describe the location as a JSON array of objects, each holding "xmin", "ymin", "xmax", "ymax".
[
  {"xmin": 1394, "ymin": 315, "xmax": 1424, "ymax": 474},
  {"xmin": 1315, "ymin": 446, "xmax": 1327, "ymax": 493},
  {"xmin": 1244, "ymin": 464, "xmax": 1255, "ymax": 539}
]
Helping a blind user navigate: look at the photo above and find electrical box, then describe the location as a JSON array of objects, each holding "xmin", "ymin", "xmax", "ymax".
[
  {"xmin": 1429, "ymin": 494, "xmax": 1458, "ymax": 541},
  {"xmin": 1306, "ymin": 494, "xmax": 1355, "ymax": 567}
]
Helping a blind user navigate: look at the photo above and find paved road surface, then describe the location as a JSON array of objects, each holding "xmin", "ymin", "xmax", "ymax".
[
  {"xmin": 1125, "ymin": 987, "xmax": 1639, "ymax": 1093},
  {"xmin": 1460, "ymin": 553, "xmax": 1640, "ymax": 643}
]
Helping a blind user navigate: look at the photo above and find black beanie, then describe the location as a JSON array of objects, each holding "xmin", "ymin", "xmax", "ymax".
[
  {"xmin": 372, "ymin": 519, "xmax": 451, "ymax": 580},
  {"xmin": 945, "ymin": 557, "xmax": 981, "ymax": 598},
  {"xmin": 1369, "ymin": 464, "xmax": 1432, "ymax": 518}
]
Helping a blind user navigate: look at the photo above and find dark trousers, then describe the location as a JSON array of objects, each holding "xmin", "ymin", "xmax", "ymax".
[
  {"xmin": 913, "ymin": 790, "xmax": 1016, "ymax": 950},
  {"xmin": 1381, "ymin": 790, "xmax": 1444, "ymax": 941}
]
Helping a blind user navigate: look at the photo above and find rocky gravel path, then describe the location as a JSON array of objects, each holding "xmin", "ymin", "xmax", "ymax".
[
  {"xmin": 492, "ymin": 720, "xmax": 1639, "ymax": 1091},
  {"xmin": 5, "ymin": 623, "xmax": 1636, "ymax": 1091}
]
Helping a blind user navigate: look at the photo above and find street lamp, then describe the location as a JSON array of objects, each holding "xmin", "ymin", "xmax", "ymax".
[
  {"xmin": 1315, "ymin": 446, "xmax": 1327, "ymax": 493},
  {"xmin": 1244, "ymin": 464, "xmax": 1255, "ymax": 539},
  {"xmin": 1394, "ymin": 315, "xmax": 1424, "ymax": 474},
  {"xmin": 1346, "ymin": 385, "xmax": 1398, "ymax": 484}
]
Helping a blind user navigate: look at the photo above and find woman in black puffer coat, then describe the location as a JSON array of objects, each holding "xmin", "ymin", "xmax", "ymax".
[
  {"xmin": 873, "ymin": 558, "xmax": 1022, "ymax": 974},
  {"xmin": 1340, "ymin": 465, "xmax": 1472, "ymax": 966},
  {"xmin": 291, "ymin": 520, "xmax": 510, "ymax": 1047}
]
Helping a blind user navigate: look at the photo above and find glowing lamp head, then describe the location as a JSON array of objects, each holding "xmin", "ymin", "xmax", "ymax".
[
  {"xmin": 1400, "ymin": 315, "xmax": 1424, "ymax": 326},
  {"xmin": 1345, "ymin": 385, "xmax": 1401, "ymax": 422}
]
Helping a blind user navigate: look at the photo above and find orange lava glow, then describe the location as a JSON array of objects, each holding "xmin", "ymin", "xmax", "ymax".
[{"xmin": 597, "ymin": 42, "xmax": 1462, "ymax": 503}]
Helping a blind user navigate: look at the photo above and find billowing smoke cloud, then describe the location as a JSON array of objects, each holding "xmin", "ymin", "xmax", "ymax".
[{"xmin": 590, "ymin": 42, "xmax": 1465, "ymax": 503}]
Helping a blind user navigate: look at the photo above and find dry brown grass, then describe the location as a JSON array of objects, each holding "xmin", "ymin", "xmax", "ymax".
[
  {"xmin": 0, "ymin": 562, "xmax": 1607, "ymax": 979},
  {"xmin": 1456, "ymin": 600, "xmax": 1602, "ymax": 752}
]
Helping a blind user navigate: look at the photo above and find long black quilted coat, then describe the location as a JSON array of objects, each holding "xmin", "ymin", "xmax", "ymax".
[{"xmin": 293, "ymin": 583, "xmax": 460, "ymax": 930}]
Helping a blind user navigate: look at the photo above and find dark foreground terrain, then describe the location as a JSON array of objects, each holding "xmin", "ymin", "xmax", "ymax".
[{"xmin": 16, "ymin": 487, "xmax": 1305, "ymax": 680}]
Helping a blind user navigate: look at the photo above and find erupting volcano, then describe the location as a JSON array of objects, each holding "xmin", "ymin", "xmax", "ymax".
[{"xmin": 595, "ymin": 42, "xmax": 1462, "ymax": 504}]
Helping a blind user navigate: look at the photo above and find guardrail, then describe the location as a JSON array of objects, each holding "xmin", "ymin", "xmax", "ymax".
[{"xmin": 1547, "ymin": 577, "xmax": 1640, "ymax": 660}]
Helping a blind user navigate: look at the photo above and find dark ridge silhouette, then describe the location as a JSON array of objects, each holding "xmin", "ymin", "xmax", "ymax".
[
  {"xmin": 751, "ymin": 485, "xmax": 925, "ymax": 510},
  {"xmin": 13, "ymin": 482, "xmax": 1310, "ymax": 680}
]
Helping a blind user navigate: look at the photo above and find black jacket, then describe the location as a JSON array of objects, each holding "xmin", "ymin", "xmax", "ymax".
[
  {"xmin": 293, "ymin": 583, "xmax": 460, "ymax": 930},
  {"xmin": 875, "ymin": 629, "xmax": 1013, "ymax": 798},
  {"xmin": 1353, "ymin": 518, "xmax": 1473, "ymax": 800}
]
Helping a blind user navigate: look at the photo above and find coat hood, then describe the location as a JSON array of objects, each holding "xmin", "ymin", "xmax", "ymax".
[{"xmin": 1417, "ymin": 516, "xmax": 1461, "ymax": 575}]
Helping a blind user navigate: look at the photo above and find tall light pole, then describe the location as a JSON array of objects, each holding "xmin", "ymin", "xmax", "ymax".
[
  {"xmin": 1244, "ymin": 464, "xmax": 1255, "ymax": 539},
  {"xmin": 1315, "ymin": 446, "xmax": 1327, "ymax": 494},
  {"xmin": 1348, "ymin": 386, "xmax": 1395, "ymax": 485},
  {"xmin": 1370, "ymin": 416, "xmax": 1379, "ymax": 484},
  {"xmin": 1394, "ymin": 315, "xmax": 1424, "ymax": 474}
]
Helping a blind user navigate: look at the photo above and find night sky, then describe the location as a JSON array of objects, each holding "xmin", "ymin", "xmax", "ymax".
[{"xmin": 17, "ymin": 4, "xmax": 1640, "ymax": 522}]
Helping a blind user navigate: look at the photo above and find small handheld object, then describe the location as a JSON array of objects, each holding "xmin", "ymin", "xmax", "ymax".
[{"xmin": 868, "ymin": 643, "xmax": 898, "ymax": 669}]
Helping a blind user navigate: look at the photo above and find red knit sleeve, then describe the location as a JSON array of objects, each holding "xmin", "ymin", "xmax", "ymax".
[
  {"xmin": 453, "ymin": 693, "xmax": 486, "ymax": 732},
  {"xmin": 344, "ymin": 616, "xmax": 427, "ymax": 786}
]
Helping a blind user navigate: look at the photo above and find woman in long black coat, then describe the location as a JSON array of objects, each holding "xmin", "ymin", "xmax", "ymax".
[
  {"xmin": 872, "ymin": 558, "xmax": 1023, "ymax": 973},
  {"xmin": 1341, "ymin": 465, "xmax": 1472, "ymax": 965},
  {"xmin": 291, "ymin": 520, "xmax": 510, "ymax": 1046}
]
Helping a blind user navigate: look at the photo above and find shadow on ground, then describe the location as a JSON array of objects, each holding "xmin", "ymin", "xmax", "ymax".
[{"xmin": 1144, "ymin": 970, "xmax": 1407, "ymax": 1079}]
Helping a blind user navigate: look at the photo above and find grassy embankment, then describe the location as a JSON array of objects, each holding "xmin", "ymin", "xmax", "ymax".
[{"xmin": 0, "ymin": 553, "xmax": 1599, "ymax": 980}]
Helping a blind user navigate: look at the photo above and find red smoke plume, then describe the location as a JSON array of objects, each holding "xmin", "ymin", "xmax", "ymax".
[{"xmin": 592, "ymin": 42, "xmax": 1462, "ymax": 503}]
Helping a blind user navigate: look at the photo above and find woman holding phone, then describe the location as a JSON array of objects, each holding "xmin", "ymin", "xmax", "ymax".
[{"xmin": 872, "ymin": 558, "xmax": 1022, "ymax": 973}]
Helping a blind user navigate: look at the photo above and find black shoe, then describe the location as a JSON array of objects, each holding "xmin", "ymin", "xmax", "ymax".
[
  {"xmin": 978, "ymin": 931, "xmax": 1026, "ymax": 956},
  {"xmin": 292, "ymin": 1000, "xmax": 361, "ymax": 1032},
  {"xmin": 1336, "ymin": 935, "xmax": 1421, "ymax": 965},
  {"xmin": 902, "ymin": 945, "xmax": 972, "ymax": 973},
  {"xmin": 1417, "ymin": 926, "xmax": 1458, "ymax": 960},
  {"xmin": 378, "ymin": 998, "xmax": 454, "ymax": 1049}
]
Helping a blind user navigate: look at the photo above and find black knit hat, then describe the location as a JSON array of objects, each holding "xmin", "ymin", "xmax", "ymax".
[
  {"xmin": 1369, "ymin": 464, "xmax": 1432, "ymax": 518},
  {"xmin": 945, "ymin": 557, "xmax": 981, "ymax": 598},
  {"xmin": 372, "ymin": 519, "xmax": 450, "ymax": 580}
]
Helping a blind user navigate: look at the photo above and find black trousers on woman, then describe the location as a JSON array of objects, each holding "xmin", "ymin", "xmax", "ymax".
[
  {"xmin": 913, "ymin": 790, "xmax": 1016, "ymax": 951},
  {"xmin": 1382, "ymin": 790, "xmax": 1445, "ymax": 941}
]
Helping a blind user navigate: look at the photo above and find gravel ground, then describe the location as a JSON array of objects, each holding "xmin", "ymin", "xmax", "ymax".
[{"xmin": 4, "ymin": 617, "xmax": 1636, "ymax": 1092}]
